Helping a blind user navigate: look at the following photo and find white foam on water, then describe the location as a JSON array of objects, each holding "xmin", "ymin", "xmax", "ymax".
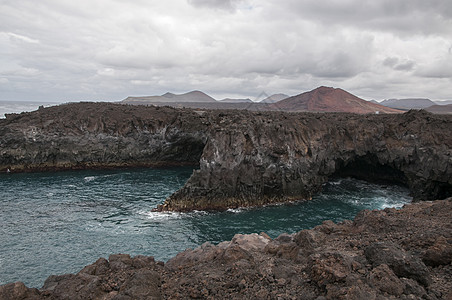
[
  {"xmin": 83, "ymin": 176, "xmax": 96, "ymax": 182},
  {"xmin": 226, "ymin": 208, "xmax": 244, "ymax": 213},
  {"xmin": 327, "ymin": 179, "xmax": 343, "ymax": 186},
  {"xmin": 142, "ymin": 211, "xmax": 182, "ymax": 221}
]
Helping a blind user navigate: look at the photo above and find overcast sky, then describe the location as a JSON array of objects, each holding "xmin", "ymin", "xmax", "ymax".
[{"xmin": 1, "ymin": 0, "xmax": 452, "ymax": 102}]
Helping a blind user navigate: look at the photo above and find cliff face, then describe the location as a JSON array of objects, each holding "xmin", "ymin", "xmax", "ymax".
[
  {"xmin": 0, "ymin": 103, "xmax": 208, "ymax": 171},
  {"xmin": 160, "ymin": 109, "xmax": 452, "ymax": 211},
  {"xmin": 1, "ymin": 103, "xmax": 451, "ymax": 211},
  {"xmin": 2, "ymin": 198, "xmax": 451, "ymax": 299}
]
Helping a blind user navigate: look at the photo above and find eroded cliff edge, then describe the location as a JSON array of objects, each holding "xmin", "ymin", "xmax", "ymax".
[
  {"xmin": 2, "ymin": 198, "xmax": 452, "ymax": 299},
  {"xmin": 1, "ymin": 103, "xmax": 451, "ymax": 211},
  {"xmin": 160, "ymin": 109, "xmax": 452, "ymax": 211},
  {"xmin": 0, "ymin": 103, "xmax": 209, "ymax": 171}
]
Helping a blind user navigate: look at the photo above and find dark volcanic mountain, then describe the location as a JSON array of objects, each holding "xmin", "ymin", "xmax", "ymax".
[
  {"xmin": 122, "ymin": 90, "xmax": 216, "ymax": 104},
  {"xmin": 272, "ymin": 86, "xmax": 402, "ymax": 113},
  {"xmin": 380, "ymin": 98, "xmax": 437, "ymax": 110}
]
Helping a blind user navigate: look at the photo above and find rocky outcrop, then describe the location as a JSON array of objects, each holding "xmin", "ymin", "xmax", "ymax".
[
  {"xmin": 2, "ymin": 198, "xmax": 451, "ymax": 299},
  {"xmin": 0, "ymin": 103, "xmax": 208, "ymax": 172},
  {"xmin": 1, "ymin": 103, "xmax": 451, "ymax": 211},
  {"xmin": 159, "ymin": 109, "xmax": 452, "ymax": 211}
]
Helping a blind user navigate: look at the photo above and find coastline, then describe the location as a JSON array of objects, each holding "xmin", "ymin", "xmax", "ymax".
[
  {"xmin": 2, "ymin": 198, "xmax": 451, "ymax": 299},
  {"xmin": 1, "ymin": 103, "xmax": 451, "ymax": 212}
]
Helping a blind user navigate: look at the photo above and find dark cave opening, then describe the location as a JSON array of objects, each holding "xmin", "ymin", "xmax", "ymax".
[
  {"xmin": 331, "ymin": 154, "xmax": 408, "ymax": 187},
  {"xmin": 160, "ymin": 136, "xmax": 206, "ymax": 166},
  {"xmin": 431, "ymin": 181, "xmax": 452, "ymax": 200}
]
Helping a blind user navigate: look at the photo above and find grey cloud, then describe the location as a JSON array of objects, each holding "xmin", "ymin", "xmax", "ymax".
[
  {"xmin": 187, "ymin": 0, "xmax": 243, "ymax": 11},
  {"xmin": 382, "ymin": 57, "xmax": 399, "ymax": 68},
  {"xmin": 394, "ymin": 61, "xmax": 415, "ymax": 71},
  {"xmin": 416, "ymin": 55, "xmax": 452, "ymax": 78},
  {"xmin": 382, "ymin": 57, "xmax": 415, "ymax": 71},
  {"xmin": 284, "ymin": 0, "xmax": 452, "ymax": 35},
  {"xmin": 0, "ymin": 1, "xmax": 451, "ymax": 102}
]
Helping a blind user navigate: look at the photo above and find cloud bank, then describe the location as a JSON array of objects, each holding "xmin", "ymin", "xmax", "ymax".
[{"xmin": 1, "ymin": 0, "xmax": 451, "ymax": 101}]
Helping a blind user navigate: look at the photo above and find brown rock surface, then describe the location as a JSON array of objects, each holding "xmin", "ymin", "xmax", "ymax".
[{"xmin": 2, "ymin": 198, "xmax": 451, "ymax": 299}]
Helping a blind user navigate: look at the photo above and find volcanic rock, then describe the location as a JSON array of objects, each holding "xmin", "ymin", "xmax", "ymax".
[
  {"xmin": 1, "ymin": 103, "xmax": 451, "ymax": 212},
  {"xmin": 160, "ymin": 109, "xmax": 452, "ymax": 211}
]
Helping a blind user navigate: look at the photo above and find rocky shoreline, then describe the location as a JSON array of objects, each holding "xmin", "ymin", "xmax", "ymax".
[
  {"xmin": 1, "ymin": 198, "xmax": 451, "ymax": 299},
  {"xmin": 1, "ymin": 103, "xmax": 451, "ymax": 212}
]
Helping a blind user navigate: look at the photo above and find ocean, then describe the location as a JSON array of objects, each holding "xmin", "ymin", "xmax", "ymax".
[
  {"xmin": 0, "ymin": 100, "xmax": 62, "ymax": 118},
  {"xmin": 0, "ymin": 167, "xmax": 411, "ymax": 288}
]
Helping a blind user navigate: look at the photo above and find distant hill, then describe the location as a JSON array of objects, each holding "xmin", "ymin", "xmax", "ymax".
[
  {"xmin": 260, "ymin": 93, "xmax": 289, "ymax": 103},
  {"xmin": 380, "ymin": 98, "xmax": 436, "ymax": 110},
  {"xmin": 122, "ymin": 90, "xmax": 216, "ymax": 104},
  {"xmin": 434, "ymin": 100, "xmax": 452, "ymax": 105},
  {"xmin": 272, "ymin": 86, "xmax": 402, "ymax": 114},
  {"xmin": 220, "ymin": 98, "xmax": 253, "ymax": 103},
  {"xmin": 425, "ymin": 104, "xmax": 452, "ymax": 114}
]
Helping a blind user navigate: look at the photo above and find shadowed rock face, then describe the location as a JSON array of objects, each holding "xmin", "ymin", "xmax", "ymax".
[
  {"xmin": 0, "ymin": 103, "xmax": 209, "ymax": 171},
  {"xmin": 159, "ymin": 109, "xmax": 452, "ymax": 211},
  {"xmin": 1, "ymin": 103, "xmax": 451, "ymax": 211}
]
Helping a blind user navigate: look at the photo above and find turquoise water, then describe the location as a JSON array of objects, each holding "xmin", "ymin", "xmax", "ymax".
[{"xmin": 0, "ymin": 167, "xmax": 411, "ymax": 288}]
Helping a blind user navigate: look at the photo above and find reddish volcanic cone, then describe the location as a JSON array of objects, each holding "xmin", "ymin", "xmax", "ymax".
[{"xmin": 272, "ymin": 86, "xmax": 402, "ymax": 114}]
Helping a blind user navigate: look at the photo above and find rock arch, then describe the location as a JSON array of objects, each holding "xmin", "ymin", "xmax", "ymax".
[
  {"xmin": 160, "ymin": 110, "xmax": 452, "ymax": 211},
  {"xmin": 330, "ymin": 153, "xmax": 408, "ymax": 186}
]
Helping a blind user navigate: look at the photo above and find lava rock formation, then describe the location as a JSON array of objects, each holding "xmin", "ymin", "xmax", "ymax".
[{"xmin": 1, "ymin": 103, "xmax": 451, "ymax": 212}]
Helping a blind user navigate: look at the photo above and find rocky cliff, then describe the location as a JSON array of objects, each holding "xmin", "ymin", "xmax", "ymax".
[
  {"xmin": 1, "ymin": 103, "xmax": 451, "ymax": 211},
  {"xmin": 159, "ymin": 109, "xmax": 452, "ymax": 211},
  {"xmin": 2, "ymin": 198, "xmax": 451, "ymax": 299},
  {"xmin": 0, "ymin": 103, "xmax": 208, "ymax": 171}
]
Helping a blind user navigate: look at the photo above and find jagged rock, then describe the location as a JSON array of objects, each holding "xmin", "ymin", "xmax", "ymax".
[
  {"xmin": 364, "ymin": 242, "xmax": 431, "ymax": 286},
  {"xmin": 422, "ymin": 236, "xmax": 452, "ymax": 266},
  {"xmin": 368, "ymin": 264, "xmax": 404, "ymax": 296},
  {"xmin": 0, "ymin": 282, "xmax": 40, "ymax": 299}
]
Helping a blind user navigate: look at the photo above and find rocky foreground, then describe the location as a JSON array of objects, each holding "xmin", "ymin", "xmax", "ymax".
[{"xmin": 1, "ymin": 198, "xmax": 451, "ymax": 299}]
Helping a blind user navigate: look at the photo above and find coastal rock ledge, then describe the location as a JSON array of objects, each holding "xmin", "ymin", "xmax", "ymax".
[
  {"xmin": 1, "ymin": 103, "xmax": 451, "ymax": 212},
  {"xmin": 1, "ymin": 198, "xmax": 452, "ymax": 299}
]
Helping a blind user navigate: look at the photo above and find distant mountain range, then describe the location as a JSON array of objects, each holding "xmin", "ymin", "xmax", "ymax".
[
  {"xmin": 123, "ymin": 91, "xmax": 217, "ymax": 104},
  {"xmin": 271, "ymin": 86, "xmax": 401, "ymax": 114},
  {"xmin": 379, "ymin": 98, "xmax": 437, "ymax": 110},
  {"xmin": 123, "ymin": 87, "xmax": 452, "ymax": 114},
  {"xmin": 220, "ymin": 98, "xmax": 253, "ymax": 103},
  {"xmin": 373, "ymin": 98, "xmax": 452, "ymax": 113},
  {"xmin": 122, "ymin": 91, "xmax": 287, "ymax": 105},
  {"xmin": 435, "ymin": 100, "xmax": 452, "ymax": 105}
]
